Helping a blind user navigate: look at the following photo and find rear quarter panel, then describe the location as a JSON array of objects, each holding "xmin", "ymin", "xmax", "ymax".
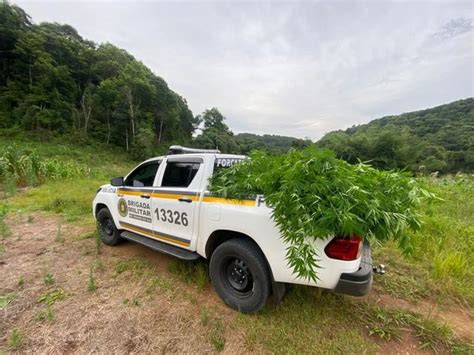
[{"xmin": 197, "ymin": 198, "xmax": 362, "ymax": 290}]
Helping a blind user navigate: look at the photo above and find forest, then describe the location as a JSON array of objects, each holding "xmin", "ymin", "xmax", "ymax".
[
  {"xmin": 317, "ymin": 98, "xmax": 474, "ymax": 173},
  {"xmin": 0, "ymin": 3, "xmax": 308, "ymax": 159},
  {"xmin": 0, "ymin": 2, "xmax": 197, "ymax": 159},
  {"xmin": 1, "ymin": 2, "xmax": 473, "ymax": 172}
]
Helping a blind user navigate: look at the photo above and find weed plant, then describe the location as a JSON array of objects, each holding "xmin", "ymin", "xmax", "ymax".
[
  {"xmin": 210, "ymin": 147, "xmax": 435, "ymax": 280},
  {"xmin": 8, "ymin": 328, "xmax": 24, "ymax": 349},
  {"xmin": 0, "ymin": 145, "xmax": 89, "ymax": 187},
  {"xmin": 38, "ymin": 289, "xmax": 65, "ymax": 306}
]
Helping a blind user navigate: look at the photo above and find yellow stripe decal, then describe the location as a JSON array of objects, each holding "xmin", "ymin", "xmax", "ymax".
[
  {"xmin": 117, "ymin": 189, "xmax": 144, "ymax": 196},
  {"xmin": 118, "ymin": 189, "xmax": 199, "ymax": 201},
  {"xmin": 202, "ymin": 196, "xmax": 256, "ymax": 207},
  {"xmin": 153, "ymin": 233, "xmax": 190, "ymax": 247},
  {"xmin": 117, "ymin": 189, "xmax": 255, "ymax": 206},
  {"xmin": 151, "ymin": 193, "xmax": 199, "ymax": 201}
]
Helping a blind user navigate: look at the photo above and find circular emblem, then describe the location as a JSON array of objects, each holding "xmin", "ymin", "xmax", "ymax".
[{"xmin": 118, "ymin": 198, "xmax": 128, "ymax": 217}]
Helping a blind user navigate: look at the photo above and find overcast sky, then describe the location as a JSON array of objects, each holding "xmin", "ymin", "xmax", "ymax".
[{"xmin": 14, "ymin": 0, "xmax": 474, "ymax": 140}]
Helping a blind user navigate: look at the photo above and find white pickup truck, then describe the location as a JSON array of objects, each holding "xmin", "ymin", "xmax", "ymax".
[{"xmin": 93, "ymin": 146, "xmax": 373, "ymax": 313}]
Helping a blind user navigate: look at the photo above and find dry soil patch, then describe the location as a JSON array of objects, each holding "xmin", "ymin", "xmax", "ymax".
[{"xmin": 0, "ymin": 213, "xmax": 252, "ymax": 353}]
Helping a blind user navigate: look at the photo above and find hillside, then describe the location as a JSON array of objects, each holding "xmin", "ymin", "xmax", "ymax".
[
  {"xmin": 0, "ymin": 3, "xmax": 314, "ymax": 158},
  {"xmin": 317, "ymin": 98, "xmax": 474, "ymax": 173},
  {"xmin": 1, "ymin": 3, "xmax": 472, "ymax": 171},
  {"xmin": 0, "ymin": 2, "xmax": 197, "ymax": 159},
  {"xmin": 234, "ymin": 133, "xmax": 312, "ymax": 154}
]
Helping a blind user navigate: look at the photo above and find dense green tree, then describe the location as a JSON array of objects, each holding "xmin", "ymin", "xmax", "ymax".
[
  {"xmin": 193, "ymin": 108, "xmax": 239, "ymax": 153},
  {"xmin": 1, "ymin": 2, "xmax": 471, "ymax": 171},
  {"xmin": 318, "ymin": 99, "xmax": 474, "ymax": 173},
  {"xmin": 235, "ymin": 133, "xmax": 312, "ymax": 154},
  {"xmin": 0, "ymin": 2, "xmax": 197, "ymax": 152},
  {"xmin": 199, "ymin": 107, "xmax": 232, "ymax": 133},
  {"xmin": 0, "ymin": 2, "xmax": 31, "ymax": 87}
]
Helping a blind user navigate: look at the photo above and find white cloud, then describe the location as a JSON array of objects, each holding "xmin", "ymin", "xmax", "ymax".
[{"xmin": 14, "ymin": 0, "xmax": 474, "ymax": 139}]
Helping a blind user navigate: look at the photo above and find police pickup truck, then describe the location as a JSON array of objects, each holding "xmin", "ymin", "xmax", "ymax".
[{"xmin": 93, "ymin": 146, "xmax": 374, "ymax": 313}]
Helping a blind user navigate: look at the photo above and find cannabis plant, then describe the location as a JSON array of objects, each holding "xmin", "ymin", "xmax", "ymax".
[{"xmin": 210, "ymin": 147, "xmax": 434, "ymax": 281}]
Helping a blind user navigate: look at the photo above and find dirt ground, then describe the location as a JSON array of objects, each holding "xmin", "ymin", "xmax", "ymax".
[
  {"xmin": 1, "ymin": 213, "xmax": 251, "ymax": 353},
  {"xmin": 368, "ymin": 293, "xmax": 474, "ymax": 341},
  {"xmin": 1, "ymin": 213, "xmax": 473, "ymax": 353}
]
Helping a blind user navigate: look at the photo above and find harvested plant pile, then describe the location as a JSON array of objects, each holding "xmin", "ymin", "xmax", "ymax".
[{"xmin": 210, "ymin": 147, "xmax": 434, "ymax": 281}]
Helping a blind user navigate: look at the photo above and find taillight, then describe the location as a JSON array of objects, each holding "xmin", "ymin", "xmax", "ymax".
[{"xmin": 324, "ymin": 235, "xmax": 362, "ymax": 261}]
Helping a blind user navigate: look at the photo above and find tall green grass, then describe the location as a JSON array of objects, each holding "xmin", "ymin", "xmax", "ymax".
[
  {"xmin": 0, "ymin": 136, "xmax": 135, "ymax": 176},
  {"xmin": 237, "ymin": 288, "xmax": 378, "ymax": 353},
  {"xmin": 0, "ymin": 145, "xmax": 89, "ymax": 187},
  {"xmin": 374, "ymin": 175, "xmax": 474, "ymax": 306},
  {"xmin": 414, "ymin": 176, "xmax": 474, "ymax": 304},
  {"xmin": 0, "ymin": 138, "xmax": 135, "ymax": 222}
]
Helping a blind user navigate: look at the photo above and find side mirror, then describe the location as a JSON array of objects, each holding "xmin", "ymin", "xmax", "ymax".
[{"xmin": 110, "ymin": 177, "xmax": 124, "ymax": 186}]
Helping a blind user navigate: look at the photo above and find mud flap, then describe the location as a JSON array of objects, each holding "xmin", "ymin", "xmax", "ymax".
[{"xmin": 271, "ymin": 278, "xmax": 286, "ymax": 305}]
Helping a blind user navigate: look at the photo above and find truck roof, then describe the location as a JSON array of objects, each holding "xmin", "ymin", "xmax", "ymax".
[
  {"xmin": 168, "ymin": 145, "xmax": 221, "ymax": 155},
  {"xmin": 143, "ymin": 146, "xmax": 246, "ymax": 163}
]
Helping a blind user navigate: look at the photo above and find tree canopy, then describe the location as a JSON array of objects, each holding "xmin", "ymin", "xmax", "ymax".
[
  {"xmin": 0, "ymin": 2, "xmax": 311, "ymax": 158},
  {"xmin": 192, "ymin": 108, "xmax": 311, "ymax": 154},
  {"xmin": 0, "ymin": 2, "xmax": 198, "ymax": 159},
  {"xmin": 1, "ymin": 3, "xmax": 472, "ymax": 172},
  {"xmin": 317, "ymin": 98, "xmax": 474, "ymax": 173}
]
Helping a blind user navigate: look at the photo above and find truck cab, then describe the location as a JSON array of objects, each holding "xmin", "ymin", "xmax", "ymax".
[{"xmin": 93, "ymin": 146, "xmax": 373, "ymax": 313}]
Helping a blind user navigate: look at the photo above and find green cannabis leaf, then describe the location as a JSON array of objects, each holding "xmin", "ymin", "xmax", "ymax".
[{"xmin": 210, "ymin": 147, "xmax": 435, "ymax": 282}]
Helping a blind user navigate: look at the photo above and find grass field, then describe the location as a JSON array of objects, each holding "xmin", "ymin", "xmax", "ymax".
[{"xmin": 1, "ymin": 138, "xmax": 473, "ymax": 353}]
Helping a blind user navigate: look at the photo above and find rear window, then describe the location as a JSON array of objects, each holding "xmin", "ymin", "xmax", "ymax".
[{"xmin": 162, "ymin": 162, "xmax": 200, "ymax": 187}]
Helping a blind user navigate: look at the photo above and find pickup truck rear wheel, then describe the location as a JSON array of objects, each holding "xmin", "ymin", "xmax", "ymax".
[
  {"xmin": 96, "ymin": 208, "xmax": 122, "ymax": 246},
  {"xmin": 210, "ymin": 238, "xmax": 271, "ymax": 313}
]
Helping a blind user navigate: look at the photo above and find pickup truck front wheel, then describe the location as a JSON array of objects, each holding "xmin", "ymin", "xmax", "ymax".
[
  {"xmin": 96, "ymin": 208, "xmax": 122, "ymax": 246},
  {"xmin": 210, "ymin": 238, "xmax": 271, "ymax": 313}
]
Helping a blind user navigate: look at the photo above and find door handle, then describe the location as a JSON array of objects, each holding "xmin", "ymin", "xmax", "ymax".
[
  {"xmin": 140, "ymin": 194, "xmax": 151, "ymax": 199},
  {"xmin": 178, "ymin": 197, "xmax": 192, "ymax": 203}
]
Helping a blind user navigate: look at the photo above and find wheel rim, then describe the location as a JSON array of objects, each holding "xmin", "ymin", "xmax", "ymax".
[
  {"xmin": 101, "ymin": 218, "xmax": 114, "ymax": 237},
  {"xmin": 224, "ymin": 257, "xmax": 254, "ymax": 293}
]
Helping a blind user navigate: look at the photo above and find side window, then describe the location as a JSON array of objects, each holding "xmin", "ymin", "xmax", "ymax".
[
  {"xmin": 161, "ymin": 162, "xmax": 200, "ymax": 188},
  {"xmin": 124, "ymin": 161, "xmax": 160, "ymax": 187}
]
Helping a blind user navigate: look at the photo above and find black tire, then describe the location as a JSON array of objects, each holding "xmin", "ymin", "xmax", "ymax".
[
  {"xmin": 209, "ymin": 238, "xmax": 271, "ymax": 313},
  {"xmin": 96, "ymin": 208, "xmax": 122, "ymax": 246}
]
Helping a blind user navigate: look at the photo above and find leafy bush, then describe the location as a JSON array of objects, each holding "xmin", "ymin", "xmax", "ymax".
[
  {"xmin": 129, "ymin": 126, "xmax": 155, "ymax": 161},
  {"xmin": 0, "ymin": 145, "xmax": 89, "ymax": 187},
  {"xmin": 210, "ymin": 147, "xmax": 434, "ymax": 281},
  {"xmin": 317, "ymin": 98, "xmax": 474, "ymax": 173}
]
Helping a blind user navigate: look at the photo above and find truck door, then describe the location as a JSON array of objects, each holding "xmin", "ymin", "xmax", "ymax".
[
  {"xmin": 151, "ymin": 156, "xmax": 204, "ymax": 249},
  {"xmin": 116, "ymin": 160, "xmax": 161, "ymax": 237}
]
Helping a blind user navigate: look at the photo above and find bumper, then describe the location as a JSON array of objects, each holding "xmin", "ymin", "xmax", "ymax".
[{"xmin": 333, "ymin": 240, "xmax": 372, "ymax": 297}]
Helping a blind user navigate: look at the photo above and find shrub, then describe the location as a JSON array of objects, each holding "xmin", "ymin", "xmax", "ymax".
[
  {"xmin": 129, "ymin": 126, "xmax": 155, "ymax": 161},
  {"xmin": 0, "ymin": 145, "xmax": 89, "ymax": 187},
  {"xmin": 210, "ymin": 147, "xmax": 435, "ymax": 281}
]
